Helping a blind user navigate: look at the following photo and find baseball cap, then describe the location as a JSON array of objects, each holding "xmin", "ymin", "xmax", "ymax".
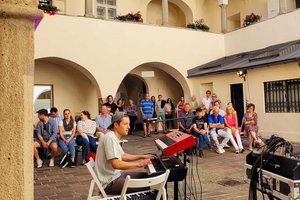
[{"xmin": 108, "ymin": 112, "xmax": 127, "ymax": 130}]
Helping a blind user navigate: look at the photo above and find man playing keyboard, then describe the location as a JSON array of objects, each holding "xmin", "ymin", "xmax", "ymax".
[{"xmin": 95, "ymin": 112, "xmax": 156, "ymax": 195}]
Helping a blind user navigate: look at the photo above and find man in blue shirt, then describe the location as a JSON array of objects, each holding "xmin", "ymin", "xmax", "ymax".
[
  {"xmin": 96, "ymin": 104, "xmax": 112, "ymax": 138},
  {"xmin": 34, "ymin": 109, "xmax": 59, "ymax": 168},
  {"xmin": 140, "ymin": 94, "xmax": 154, "ymax": 137},
  {"xmin": 208, "ymin": 106, "xmax": 230, "ymax": 154}
]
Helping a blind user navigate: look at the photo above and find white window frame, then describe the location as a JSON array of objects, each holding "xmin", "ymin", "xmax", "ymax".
[{"xmin": 96, "ymin": 0, "xmax": 117, "ymax": 19}]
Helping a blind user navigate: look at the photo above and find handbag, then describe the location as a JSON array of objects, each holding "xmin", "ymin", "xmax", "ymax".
[{"xmin": 59, "ymin": 151, "xmax": 71, "ymax": 168}]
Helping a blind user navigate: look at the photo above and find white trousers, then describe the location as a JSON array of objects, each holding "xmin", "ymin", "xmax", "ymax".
[
  {"xmin": 226, "ymin": 128, "xmax": 243, "ymax": 150},
  {"xmin": 210, "ymin": 128, "xmax": 230, "ymax": 148}
]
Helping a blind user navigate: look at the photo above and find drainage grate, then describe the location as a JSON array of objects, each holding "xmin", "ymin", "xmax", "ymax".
[{"xmin": 218, "ymin": 179, "xmax": 242, "ymax": 186}]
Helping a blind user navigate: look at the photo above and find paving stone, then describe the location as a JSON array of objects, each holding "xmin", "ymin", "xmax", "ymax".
[{"xmin": 35, "ymin": 131, "xmax": 251, "ymax": 199}]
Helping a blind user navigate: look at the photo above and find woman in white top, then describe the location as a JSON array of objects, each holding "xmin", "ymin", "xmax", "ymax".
[
  {"xmin": 58, "ymin": 109, "xmax": 77, "ymax": 167},
  {"xmin": 76, "ymin": 110, "xmax": 97, "ymax": 165}
]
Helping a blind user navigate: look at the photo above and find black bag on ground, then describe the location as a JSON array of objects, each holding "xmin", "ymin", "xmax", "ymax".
[{"xmin": 59, "ymin": 151, "xmax": 71, "ymax": 168}]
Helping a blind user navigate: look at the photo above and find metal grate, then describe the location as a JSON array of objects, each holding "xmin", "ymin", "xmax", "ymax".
[{"xmin": 264, "ymin": 78, "xmax": 300, "ymax": 113}]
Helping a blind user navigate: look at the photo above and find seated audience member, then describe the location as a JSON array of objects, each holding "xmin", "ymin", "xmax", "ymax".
[
  {"xmin": 164, "ymin": 98, "xmax": 175, "ymax": 129},
  {"xmin": 95, "ymin": 112, "xmax": 155, "ymax": 195},
  {"xmin": 210, "ymin": 100, "xmax": 225, "ymax": 117},
  {"xmin": 208, "ymin": 106, "xmax": 231, "ymax": 154},
  {"xmin": 95, "ymin": 105, "xmax": 112, "ymax": 138},
  {"xmin": 178, "ymin": 103, "xmax": 194, "ymax": 134},
  {"xmin": 116, "ymin": 98, "xmax": 124, "ymax": 112},
  {"xmin": 209, "ymin": 93, "xmax": 218, "ymax": 111},
  {"xmin": 125, "ymin": 99, "xmax": 138, "ymax": 135},
  {"xmin": 34, "ymin": 109, "xmax": 58, "ymax": 168},
  {"xmin": 202, "ymin": 90, "xmax": 212, "ymax": 111},
  {"xmin": 192, "ymin": 108, "xmax": 211, "ymax": 157},
  {"xmin": 243, "ymin": 103, "xmax": 259, "ymax": 151},
  {"xmin": 104, "ymin": 95, "xmax": 118, "ymax": 114},
  {"xmin": 76, "ymin": 111, "xmax": 97, "ymax": 165},
  {"xmin": 58, "ymin": 109, "xmax": 77, "ymax": 167},
  {"xmin": 190, "ymin": 96, "xmax": 199, "ymax": 114},
  {"xmin": 224, "ymin": 106, "xmax": 244, "ymax": 153},
  {"xmin": 49, "ymin": 107, "xmax": 64, "ymax": 127},
  {"xmin": 227, "ymin": 102, "xmax": 237, "ymax": 114}
]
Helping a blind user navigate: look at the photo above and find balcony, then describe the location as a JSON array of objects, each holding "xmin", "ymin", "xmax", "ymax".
[{"xmin": 37, "ymin": 0, "xmax": 300, "ymax": 33}]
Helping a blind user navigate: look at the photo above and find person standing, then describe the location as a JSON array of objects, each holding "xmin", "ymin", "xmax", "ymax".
[
  {"xmin": 95, "ymin": 112, "xmax": 155, "ymax": 195},
  {"xmin": 140, "ymin": 94, "xmax": 154, "ymax": 137},
  {"xmin": 155, "ymin": 94, "xmax": 167, "ymax": 133},
  {"xmin": 125, "ymin": 99, "xmax": 138, "ymax": 135},
  {"xmin": 202, "ymin": 90, "xmax": 212, "ymax": 111},
  {"xmin": 104, "ymin": 95, "xmax": 118, "ymax": 114},
  {"xmin": 164, "ymin": 98, "xmax": 175, "ymax": 129}
]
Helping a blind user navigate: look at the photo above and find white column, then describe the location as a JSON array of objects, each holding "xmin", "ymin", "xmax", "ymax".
[
  {"xmin": 279, "ymin": 0, "xmax": 287, "ymax": 14},
  {"xmin": 218, "ymin": 0, "xmax": 228, "ymax": 33},
  {"xmin": 85, "ymin": 0, "xmax": 95, "ymax": 17},
  {"xmin": 162, "ymin": 0, "xmax": 169, "ymax": 26}
]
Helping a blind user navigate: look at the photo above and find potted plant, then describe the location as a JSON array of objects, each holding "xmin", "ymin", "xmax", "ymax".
[
  {"xmin": 38, "ymin": 0, "xmax": 58, "ymax": 15},
  {"xmin": 187, "ymin": 19, "xmax": 210, "ymax": 32},
  {"xmin": 243, "ymin": 13, "xmax": 261, "ymax": 27},
  {"xmin": 115, "ymin": 11, "xmax": 143, "ymax": 23}
]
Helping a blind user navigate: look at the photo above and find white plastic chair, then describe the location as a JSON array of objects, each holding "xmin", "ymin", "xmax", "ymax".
[
  {"xmin": 86, "ymin": 159, "xmax": 108, "ymax": 200},
  {"xmin": 119, "ymin": 169, "xmax": 170, "ymax": 200}
]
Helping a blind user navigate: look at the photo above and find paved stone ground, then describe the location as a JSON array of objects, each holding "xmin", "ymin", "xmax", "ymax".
[{"xmin": 34, "ymin": 131, "xmax": 251, "ymax": 200}]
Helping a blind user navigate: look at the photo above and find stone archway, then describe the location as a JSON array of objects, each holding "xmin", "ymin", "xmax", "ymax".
[
  {"xmin": 116, "ymin": 61, "xmax": 190, "ymax": 107},
  {"xmin": 146, "ymin": 0, "xmax": 193, "ymax": 26},
  {"xmin": 35, "ymin": 57, "xmax": 102, "ymax": 118}
]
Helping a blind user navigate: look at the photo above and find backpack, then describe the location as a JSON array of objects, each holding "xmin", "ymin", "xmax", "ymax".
[{"xmin": 59, "ymin": 151, "xmax": 71, "ymax": 168}]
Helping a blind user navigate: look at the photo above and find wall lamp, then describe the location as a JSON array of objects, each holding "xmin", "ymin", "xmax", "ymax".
[{"xmin": 237, "ymin": 70, "xmax": 247, "ymax": 81}]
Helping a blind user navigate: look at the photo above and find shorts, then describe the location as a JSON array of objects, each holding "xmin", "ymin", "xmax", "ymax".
[
  {"xmin": 34, "ymin": 137, "xmax": 57, "ymax": 146},
  {"xmin": 143, "ymin": 114, "xmax": 153, "ymax": 123},
  {"xmin": 156, "ymin": 111, "xmax": 165, "ymax": 121}
]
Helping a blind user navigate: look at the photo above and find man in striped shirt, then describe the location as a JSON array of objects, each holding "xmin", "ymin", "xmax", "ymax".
[{"xmin": 140, "ymin": 94, "xmax": 154, "ymax": 137}]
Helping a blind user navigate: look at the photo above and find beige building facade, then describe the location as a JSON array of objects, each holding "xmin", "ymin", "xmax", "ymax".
[{"xmin": 35, "ymin": 1, "xmax": 300, "ymax": 141}]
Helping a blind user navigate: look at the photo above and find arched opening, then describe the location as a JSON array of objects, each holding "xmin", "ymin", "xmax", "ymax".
[
  {"xmin": 116, "ymin": 62, "xmax": 189, "ymax": 125},
  {"xmin": 115, "ymin": 74, "xmax": 148, "ymax": 105},
  {"xmin": 147, "ymin": 0, "xmax": 193, "ymax": 27},
  {"xmin": 34, "ymin": 57, "xmax": 102, "ymax": 119}
]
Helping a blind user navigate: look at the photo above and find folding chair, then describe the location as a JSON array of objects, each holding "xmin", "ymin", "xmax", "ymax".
[
  {"xmin": 120, "ymin": 169, "xmax": 170, "ymax": 200},
  {"xmin": 86, "ymin": 159, "xmax": 108, "ymax": 200}
]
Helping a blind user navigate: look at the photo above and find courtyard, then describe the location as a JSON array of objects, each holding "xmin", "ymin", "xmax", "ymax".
[{"xmin": 34, "ymin": 131, "xmax": 250, "ymax": 200}]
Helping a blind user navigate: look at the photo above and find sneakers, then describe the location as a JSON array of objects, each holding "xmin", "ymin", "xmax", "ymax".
[
  {"xmin": 36, "ymin": 159, "xmax": 43, "ymax": 168},
  {"xmin": 224, "ymin": 144, "xmax": 230, "ymax": 148},
  {"xmin": 216, "ymin": 147, "xmax": 225, "ymax": 154},
  {"xmin": 70, "ymin": 161, "xmax": 76, "ymax": 168},
  {"xmin": 235, "ymin": 150, "xmax": 240, "ymax": 154},
  {"xmin": 240, "ymin": 148, "xmax": 244, "ymax": 153},
  {"xmin": 49, "ymin": 158, "xmax": 55, "ymax": 167}
]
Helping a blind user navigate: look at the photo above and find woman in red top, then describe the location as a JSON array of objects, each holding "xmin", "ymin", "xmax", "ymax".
[
  {"xmin": 177, "ymin": 96, "xmax": 185, "ymax": 113},
  {"xmin": 224, "ymin": 105, "xmax": 244, "ymax": 153}
]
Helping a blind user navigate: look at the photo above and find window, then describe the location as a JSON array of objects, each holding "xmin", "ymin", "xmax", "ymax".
[
  {"xmin": 96, "ymin": 0, "xmax": 117, "ymax": 19},
  {"xmin": 264, "ymin": 78, "xmax": 300, "ymax": 113},
  {"xmin": 33, "ymin": 85, "xmax": 53, "ymax": 113}
]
